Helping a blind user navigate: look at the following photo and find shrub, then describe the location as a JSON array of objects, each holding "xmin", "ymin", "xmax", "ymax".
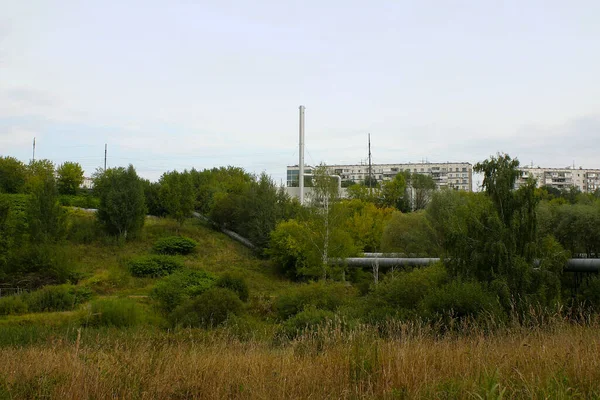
[
  {"xmin": 280, "ymin": 306, "xmax": 336, "ymax": 338},
  {"xmin": 26, "ymin": 284, "xmax": 92, "ymax": 313},
  {"xmin": 59, "ymin": 194, "xmax": 100, "ymax": 209},
  {"xmin": 358, "ymin": 263, "xmax": 448, "ymax": 323},
  {"xmin": 85, "ymin": 298, "xmax": 141, "ymax": 327},
  {"xmin": 150, "ymin": 269, "xmax": 216, "ymax": 314},
  {"xmin": 274, "ymin": 282, "xmax": 357, "ymax": 320},
  {"xmin": 216, "ymin": 273, "xmax": 249, "ymax": 302},
  {"xmin": 153, "ymin": 236, "xmax": 198, "ymax": 255},
  {"xmin": 65, "ymin": 209, "xmax": 103, "ymax": 244},
  {"xmin": 0, "ymin": 295, "xmax": 28, "ymax": 316},
  {"xmin": 169, "ymin": 288, "xmax": 243, "ymax": 328},
  {"xmin": 127, "ymin": 255, "xmax": 183, "ymax": 278},
  {"xmin": 419, "ymin": 280, "xmax": 503, "ymax": 320},
  {"xmin": 371, "ymin": 263, "xmax": 448, "ymax": 309},
  {"xmin": 579, "ymin": 275, "xmax": 600, "ymax": 309}
]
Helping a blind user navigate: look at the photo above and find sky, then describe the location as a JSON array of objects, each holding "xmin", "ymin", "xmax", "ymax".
[{"xmin": 1, "ymin": 0, "xmax": 599, "ymax": 188}]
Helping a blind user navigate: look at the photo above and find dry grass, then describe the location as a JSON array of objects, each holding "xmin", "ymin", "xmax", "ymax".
[{"xmin": 0, "ymin": 322, "xmax": 599, "ymax": 399}]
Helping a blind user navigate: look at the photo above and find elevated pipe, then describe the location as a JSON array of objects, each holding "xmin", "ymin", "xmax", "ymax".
[{"xmin": 335, "ymin": 257, "xmax": 600, "ymax": 273}]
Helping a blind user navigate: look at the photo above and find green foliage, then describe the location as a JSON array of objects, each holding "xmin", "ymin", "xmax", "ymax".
[
  {"xmin": 378, "ymin": 172, "xmax": 409, "ymax": 211},
  {"xmin": 408, "ymin": 172, "xmax": 437, "ymax": 210},
  {"xmin": 365, "ymin": 264, "xmax": 448, "ymax": 320},
  {"xmin": 216, "ymin": 273, "xmax": 249, "ymax": 302},
  {"xmin": 85, "ymin": 298, "xmax": 142, "ymax": 327},
  {"xmin": 419, "ymin": 280, "xmax": 502, "ymax": 319},
  {"xmin": 142, "ymin": 180, "xmax": 167, "ymax": 217},
  {"xmin": 150, "ymin": 269, "xmax": 216, "ymax": 313},
  {"xmin": 579, "ymin": 275, "xmax": 600, "ymax": 308},
  {"xmin": 65, "ymin": 209, "xmax": 103, "ymax": 244},
  {"xmin": 6, "ymin": 243, "xmax": 78, "ymax": 288},
  {"xmin": 127, "ymin": 255, "xmax": 183, "ymax": 277},
  {"xmin": 381, "ymin": 210, "xmax": 440, "ymax": 256},
  {"xmin": 273, "ymin": 282, "xmax": 356, "ymax": 320},
  {"xmin": 189, "ymin": 166, "xmax": 253, "ymax": 215},
  {"xmin": 169, "ymin": 287, "xmax": 244, "ymax": 328},
  {"xmin": 56, "ymin": 162, "xmax": 84, "ymax": 195},
  {"xmin": 27, "ymin": 170, "xmax": 66, "ymax": 243},
  {"xmin": 0, "ymin": 295, "xmax": 28, "ymax": 316},
  {"xmin": 0, "ymin": 156, "xmax": 27, "ymax": 194},
  {"xmin": 159, "ymin": 170, "xmax": 195, "ymax": 226},
  {"xmin": 428, "ymin": 154, "xmax": 548, "ymax": 304},
  {"xmin": 552, "ymin": 203, "xmax": 600, "ymax": 256},
  {"xmin": 25, "ymin": 159, "xmax": 55, "ymax": 193},
  {"xmin": 152, "ymin": 236, "xmax": 197, "ymax": 255},
  {"xmin": 94, "ymin": 165, "xmax": 147, "ymax": 239},
  {"xmin": 347, "ymin": 183, "xmax": 377, "ymax": 203},
  {"xmin": 342, "ymin": 199, "xmax": 394, "ymax": 253},
  {"xmin": 280, "ymin": 306, "xmax": 336, "ymax": 338},
  {"xmin": 236, "ymin": 173, "xmax": 300, "ymax": 251},
  {"xmin": 268, "ymin": 219, "xmax": 311, "ymax": 279},
  {"xmin": 26, "ymin": 284, "xmax": 92, "ymax": 313},
  {"xmin": 58, "ymin": 194, "xmax": 100, "ymax": 209}
]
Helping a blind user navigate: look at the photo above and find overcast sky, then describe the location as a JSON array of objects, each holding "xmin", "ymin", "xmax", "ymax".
[{"xmin": 1, "ymin": 1, "xmax": 599, "ymax": 188}]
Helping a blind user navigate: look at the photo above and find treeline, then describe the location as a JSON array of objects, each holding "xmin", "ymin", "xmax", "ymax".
[{"xmin": 267, "ymin": 155, "xmax": 600, "ymax": 321}]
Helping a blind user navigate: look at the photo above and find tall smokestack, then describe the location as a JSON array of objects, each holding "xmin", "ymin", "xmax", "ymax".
[{"xmin": 299, "ymin": 105, "xmax": 305, "ymax": 205}]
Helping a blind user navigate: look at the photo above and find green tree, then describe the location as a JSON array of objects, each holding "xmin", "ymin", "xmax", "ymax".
[
  {"xmin": 381, "ymin": 210, "xmax": 440, "ymax": 256},
  {"xmin": 56, "ymin": 162, "xmax": 84, "ymax": 195},
  {"xmin": 342, "ymin": 199, "xmax": 394, "ymax": 253},
  {"xmin": 0, "ymin": 156, "xmax": 27, "ymax": 193},
  {"xmin": 25, "ymin": 159, "xmax": 55, "ymax": 193},
  {"xmin": 347, "ymin": 183, "xmax": 377, "ymax": 203},
  {"xmin": 410, "ymin": 173, "xmax": 437, "ymax": 211},
  {"xmin": 378, "ymin": 172, "xmax": 409, "ymax": 211},
  {"xmin": 237, "ymin": 173, "xmax": 300, "ymax": 250},
  {"xmin": 0, "ymin": 196, "xmax": 11, "ymax": 271},
  {"xmin": 429, "ymin": 153, "xmax": 559, "ymax": 305},
  {"xmin": 27, "ymin": 169, "xmax": 65, "ymax": 243},
  {"xmin": 93, "ymin": 165, "xmax": 146, "ymax": 240},
  {"xmin": 159, "ymin": 170, "xmax": 195, "ymax": 227}
]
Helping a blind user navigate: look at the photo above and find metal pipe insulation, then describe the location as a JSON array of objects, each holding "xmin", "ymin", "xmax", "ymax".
[{"xmin": 337, "ymin": 257, "xmax": 600, "ymax": 273}]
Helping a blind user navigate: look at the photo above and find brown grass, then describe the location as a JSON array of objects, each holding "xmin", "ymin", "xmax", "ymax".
[{"xmin": 0, "ymin": 322, "xmax": 599, "ymax": 399}]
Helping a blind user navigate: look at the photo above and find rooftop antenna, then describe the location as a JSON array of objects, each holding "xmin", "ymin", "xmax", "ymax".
[{"xmin": 299, "ymin": 105, "xmax": 305, "ymax": 205}]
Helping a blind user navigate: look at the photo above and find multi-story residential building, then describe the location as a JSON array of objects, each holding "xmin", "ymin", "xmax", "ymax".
[
  {"xmin": 287, "ymin": 162, "xmax": 473, "ymax": 192},
  {"xmin": 517, "ymin": 166, "xmax": 600, "ymax": 193}
]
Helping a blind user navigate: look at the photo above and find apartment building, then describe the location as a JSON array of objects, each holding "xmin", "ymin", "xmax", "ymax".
[
  {"xmin": 287, "ymin": 162, "xmax": 473, "ymax": 191},
  {"xmin": 517, "ymin": 166, "xmax": 600, "ymax": 193}
]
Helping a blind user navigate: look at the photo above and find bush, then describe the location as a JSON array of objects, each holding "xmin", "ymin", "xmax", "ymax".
[
  {"xmin": 150, "ymin": 269, "xmax": 216, "ymax": 314},
  {"xmin": 280, "ymin": 306, "xmax": 336, "ymax": 338},
  {"xmin": 0, "ymin": 295, "xmax": 28, "ymax": 316},
  {"xmin": 419, "ymin": 280, "xmax": 503, "ymax": 320},
  {"xmin": 169, "ymin": 288, "xmax": 243, "ymax": 328},
  {"xmin": 371, "ymin": 263, "xmax": 448, "ymax": 309},
  {"xmin": 66, "ymin": 209, "xmax": 103, "ymax": 244},
  {"xmin": 59, "ymin": 194, "xmax": 100, "ymax": 209},
  {"xmin": 358, "ymin": 263, "xmax": 448, "ymax": 323},
  {"xmin": 127, "ymin": 255, "xmax": 183, "ymax": 278},
  {"xmin": 26, "ymin": 284, "xmax": 92, "ymax": 313},
  {"xmin": 216, "ymin": 273, "xmax": 249, "ymax": 302},
  {"xmin": 274, "ymin": 282, "xmax": 357, "ymax": 320},
  {"xmin": 85, "ymin": 298, "xmax": 141, "ymax": 327},
  {"xmin": 153, "ymin": 236, "xmax": 198, "ymax": 255},
  {"xmin": 579, "ymin": 275, "xmax": 600, "ymax": 309}
]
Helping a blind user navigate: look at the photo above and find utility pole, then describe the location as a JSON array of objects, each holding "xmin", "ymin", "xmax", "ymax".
[
  {"xmin": 368, "ymin": 133, "xmax": 372, "ymax": 195},
  {"xmin": 299, "ymin": 105, "xmax": 305, "ymax": 205},
  {"xmin": 32, "ymin": 137, "xmax": 36, "ymax": 162},
  {"xmin": 104, "ymin": 143, "xmax": 107, "ymax": 170}
]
